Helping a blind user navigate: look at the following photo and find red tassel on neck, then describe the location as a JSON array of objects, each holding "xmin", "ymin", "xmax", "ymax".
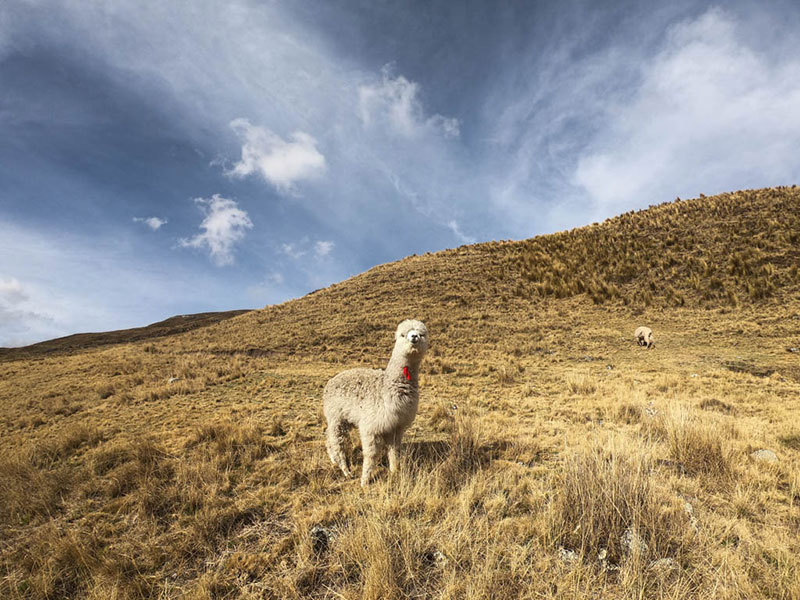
[{"xmin": 403, "ymin": 366, "xmax": 410, "ymax": 380}]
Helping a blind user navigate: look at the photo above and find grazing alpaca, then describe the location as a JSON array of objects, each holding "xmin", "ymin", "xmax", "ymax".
[
  {"xmin": 634, "ymin": 326, "xmax": 655, "ymax": 349},
  {"xmin": 323, "ymin": 319, "xmax": 429, "ymax": 486}
]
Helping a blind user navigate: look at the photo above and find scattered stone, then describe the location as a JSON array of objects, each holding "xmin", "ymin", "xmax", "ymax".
[
  {"xmin": 683, "ymin": 500, "xmax": 699, "ymax": 532},
  {"xmin": 558, "ymin": 547, "xmax": 579, "ymax": 563},
  {"xmin": 621, "ymin": 527, "xmax": 648, "ymax": 555},
  {"xmin": 168, "ymin": 377, "xmax": 181, "ymax": 383},
  {"xmin": 310, "ymin": 525, "xmax": 334, "ymax": 554},
  {"xmin": 750, "ymin": 449, "xmax": 778, "ymax": 463},
  {"xmin": 787, "ymin": 347, "xmax": 799, "ymax": 353},
  {"xmin": 423, "ymin": 549, "xmax": 449, "ymax": 567},
  {"xmin": 649, "ymin": 557, "xmax": 678, "ymax": 574},
  {"xmin": 597, "ymin": 547, "xmax": 619, "ymax": 571}
]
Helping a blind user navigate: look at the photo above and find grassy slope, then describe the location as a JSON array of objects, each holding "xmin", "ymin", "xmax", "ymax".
[
  {"xmin": 0, "ymin": 310, "xmax": 252, "ymax": 358},
  {"xmin": 1, "ymin": 187, "xmax": 799, "ymax": 599}
]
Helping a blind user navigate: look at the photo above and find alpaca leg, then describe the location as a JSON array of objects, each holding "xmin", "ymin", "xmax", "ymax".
[
  {"xmin": 326, "ymin": 419, "xmax": 352, "ymax": 478},
  {"xmin": 360, "ymin": 432, "xmax": 380, "ymax": 486},
  {"xmin": 387, "ymin": 429, "xmax": 405, "ymax": 474}
]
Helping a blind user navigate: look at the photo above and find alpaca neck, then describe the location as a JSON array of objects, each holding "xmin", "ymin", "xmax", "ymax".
[{"xmin": 385, "ymin": 347, "xmax": 422, "ymax": 386}]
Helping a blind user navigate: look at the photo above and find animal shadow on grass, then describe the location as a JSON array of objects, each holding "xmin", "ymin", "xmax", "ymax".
[
  {"xmin": 336, "ymin": 420, "xmax": 512, "ymax": 489},
  {"xmin": 403, "ymin": 435, "xmax": 514, "ymax": 491}
]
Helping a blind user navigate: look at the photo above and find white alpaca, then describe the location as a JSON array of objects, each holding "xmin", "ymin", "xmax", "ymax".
[
  {"xmin": 323, "ymin": 319, "xmax": 429, "ymax": 486},
  {"xmin": 634, "ymin": 326, "xmax": 655, "ymax": 349}
]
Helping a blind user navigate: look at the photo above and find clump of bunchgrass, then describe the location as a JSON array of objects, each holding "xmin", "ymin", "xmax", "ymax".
[{"xmin": 549, "ymin": 438, "xmax": 689, "ymax": 567}]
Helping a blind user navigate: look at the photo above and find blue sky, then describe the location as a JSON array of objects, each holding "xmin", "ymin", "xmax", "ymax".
[{"xmin": 2, "ymin": 1, "xmax": 800, "ymax": 346}]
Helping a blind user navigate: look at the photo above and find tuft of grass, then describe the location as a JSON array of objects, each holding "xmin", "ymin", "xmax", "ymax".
[
  {"xmin": 549, "ymin": 438, "xmax": 690, "ymax": 568},
  {"xmin": 566, "ymin": 372, "xmax": 597, "ymax": 395},
  {"xmin": 185, "ymin": 420, "xmax": 278, "ymax": 468},
  {"xmin": 699, "ymin": 397, "xmax": 735, "ymax": 414},
  {"xmin": 778, "ymin": 432, "xmax": 800, "ymax": 451},
  {"xmin": 0, "ymin": 452, "xmax": 76, "ymax": 525},
  {"xmin": 647, "ymin": 406, "xmax": 737, "ymax": 478}
]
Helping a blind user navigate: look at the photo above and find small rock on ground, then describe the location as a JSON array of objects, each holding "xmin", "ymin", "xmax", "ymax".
[
  {"xmin": 649, "ymin": 558, "xmax": 678, "ymax": 573},
  {"xmin": 558, "ymin": 547, "xmax": 579, "ymax": 563},
  {"xmin": 750, "ymin": 449, "xmax": 778, "ymax": 463},
  {"xmin": 621, "ymin": 527, "xmax": 648, "ymax": 555}
]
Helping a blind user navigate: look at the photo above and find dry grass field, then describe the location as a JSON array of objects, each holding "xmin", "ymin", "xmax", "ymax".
[{"xmin": 1, "ymin": 187, "xmax": 799, "ymax": 599}]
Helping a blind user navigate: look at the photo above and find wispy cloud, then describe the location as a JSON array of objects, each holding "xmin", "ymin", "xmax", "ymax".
[
  {"xmin": 314, "ymin": 240, "xmax": 334, "ymax": 257},
  {"xmin": 281, "ymin": 242, "xmax": 307, "ymax": 259},
  {"xmin": 281, "ymin": 238, "xmax": 335, "ymax": 260},
  {"xmin": 447, "ymin": 220, "xmax": 475, "ymax": 245},
  {"xmin": 0, "ymin": 222, "xmax": 252, "ymax": 346},
  {"xmin": 359, "ymin": 65, "xmax": 460, "ymax": 138},
  {"xmin": 133, "ymin": 216, "xmax": 167, "ymax": 230},
  {"xmin": 180, "ymin": 195, "xmax": 253, "ymax": 266},
  {"xmin": 227, "ymin": 118, "xmax": 326, "ymax": 193},
  {"xmin": 0, "ymin": 277, "xmax": 28, "ymax": 304},
  {"xmin": 482, "ymin": 6, "xmax": 800, "ymax": 234},
  {"xmin": 0, "ymin": 276, "xmax": 56, "ymax": 347},
  {"xmin": 574, "ymin": 8, "xmax": 800, "ymax": 215}
]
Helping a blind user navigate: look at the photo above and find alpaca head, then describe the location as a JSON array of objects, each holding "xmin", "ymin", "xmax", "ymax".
[{"xmin": 394, "ymin": 319, "xmax": 429, "ymax": 359}]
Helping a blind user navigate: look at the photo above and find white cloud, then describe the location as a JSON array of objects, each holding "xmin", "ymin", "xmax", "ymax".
[
  {"xmin": 281, "ymin": 242, "xmax": 307, "ymax": 259},
  {"xmin": 359, "ymin": 65, "xmax": 460, "ymax": 138},
  {"xmin": 573, "ymin": 8, "xmax": 800, "ymax": 215},
  {"xmin": 0, "ymin": 222, "xmax": 251, "ymax": 347},
  {"xmin": 447, "ymin": 220, "xmax": 475, "ymax": 245},
  {"xmin": 281, "ymin": 238, "xmax": 335, "ymax": 259},
  {"xmin": 0, "ymin": 276, "xmax": 56, "ymax": 347},
  {"xmin": 0, "ymin": 305, "xmax": 56, "ymax": 348},
  {"xmin": 133, "ymin": 216, "xmax": 167, "ymax": 230},
  {"xmin": 314, "ymin": 240, "xmax": 334, "ymax": 258},
  {"xmin": 180, "ymin": 195, "xmax": 253, "ymax": 266},
  {"xmin": 0, "ymin": 277, "xmax": 28, "ymax": 304},
  {"xmin": 0, "ymin": 276, "xmax": 55, "ymax": 347},
  {"xmin": 228, "ymin": 118, "xmax": 326, "ymax": 193}
]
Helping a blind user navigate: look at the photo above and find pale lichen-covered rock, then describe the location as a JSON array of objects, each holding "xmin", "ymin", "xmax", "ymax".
[
  {"xmin": 750, "ymin": 449, "xmax": 778, "ymax": 463},
  {"xmin": 621, "ymin": 526, "xmax": 648, "ymax": 555}
]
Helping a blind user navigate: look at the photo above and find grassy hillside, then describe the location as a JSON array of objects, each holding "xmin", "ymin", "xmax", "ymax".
[
  {"xmin": 0, "ymin": 310, "xmax": 251, "ymax": 358},
  {"xmin": 1, "ymin": 187, "xmax": 799, "ymax": 599}
]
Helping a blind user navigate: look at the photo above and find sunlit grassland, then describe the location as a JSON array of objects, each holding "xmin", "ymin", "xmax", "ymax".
[{"xmin": 1, "ymin": 188, "xmax": 799, "ymax": 599}]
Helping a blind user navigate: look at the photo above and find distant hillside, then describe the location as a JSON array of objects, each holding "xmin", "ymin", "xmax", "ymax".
[
  {"xmin": 164, "ymin": 187, "xmax": 800, "ymax": 357},
  {"xmin": 502, "ymin": 186, "xmax": 800, "ymax": 307},
  {"xmin": 0, "ymin": 310, "xmax": 251, "ymax": 359},
  {"xmin": 5, "ymin": 187, "xmax": 797, "ymax": 362}
]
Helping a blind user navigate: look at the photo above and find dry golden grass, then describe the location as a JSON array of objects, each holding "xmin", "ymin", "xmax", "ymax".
[{"xmin": 2, "ymin": 187, "xmax": 800, "ymax": 598}]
